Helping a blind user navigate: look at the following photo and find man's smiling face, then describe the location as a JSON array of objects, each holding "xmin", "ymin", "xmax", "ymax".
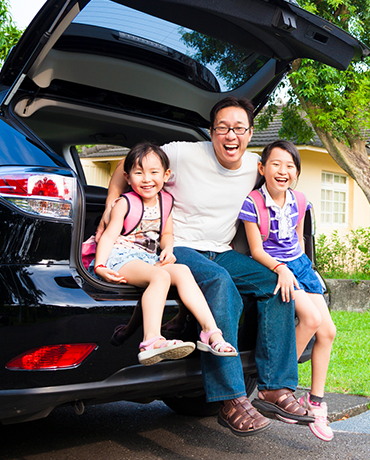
[{"xmin": 210, "ymin": 106, "xmax": 253, "ymax": 170}]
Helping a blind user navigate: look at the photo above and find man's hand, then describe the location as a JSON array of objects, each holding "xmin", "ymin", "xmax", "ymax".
[{"xmin": 95, "ymin": 207, "xmax": 112, "ymax": 243}]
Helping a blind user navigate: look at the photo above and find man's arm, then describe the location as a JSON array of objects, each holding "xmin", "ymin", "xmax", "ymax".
[{"xmin": 95, "ymin": 158, "xmax": 127, "ymax": 242}]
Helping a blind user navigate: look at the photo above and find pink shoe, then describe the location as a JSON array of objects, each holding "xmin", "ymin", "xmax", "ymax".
[
  {"xmin": 299, "ymin": 393, "xmax": 334, "ymax": 441},
  {"xmin": 138, "ymin": 335, "xmax": 195, "ymax": 366},
  {"xmin": 197, "ymin": 328, "xmax": 238, "ymax": 356}
]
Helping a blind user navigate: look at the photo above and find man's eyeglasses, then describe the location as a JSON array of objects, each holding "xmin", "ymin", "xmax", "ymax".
[{"xmin": 212, "ymin": 126, "xmax": 251, "ymax": 135}]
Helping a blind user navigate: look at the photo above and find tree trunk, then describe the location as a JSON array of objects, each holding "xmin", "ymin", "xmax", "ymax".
[{"xmin": 313, "ymin": 126, "xmax": 370, "ymax": 204}]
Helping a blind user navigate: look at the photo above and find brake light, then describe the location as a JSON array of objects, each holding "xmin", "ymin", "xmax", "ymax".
[
  {"xmin": 6, "ymin": 343, "xmax": 97, "ymax": 371},
  {"xmin": 0, "ymin": 170, "xmax": 75, "ymax": 220}
]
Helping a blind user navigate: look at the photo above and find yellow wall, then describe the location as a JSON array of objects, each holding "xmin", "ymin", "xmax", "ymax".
[
  {"xmin": 297, "ymin": 147, "xmax": 370, "ymax": 236},
  {"xmin": 80, "ymin": 157, "xmax": 122, "ymax": 187}
]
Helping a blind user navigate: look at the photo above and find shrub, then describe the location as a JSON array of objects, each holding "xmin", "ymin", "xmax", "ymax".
[{"xmin": 315, "ymin": 228, "xmax": 370, "ymax": 279}]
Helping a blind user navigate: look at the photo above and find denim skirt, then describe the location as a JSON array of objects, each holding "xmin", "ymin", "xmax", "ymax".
[
  {"xmin": 284, "ymin": 253, "xmax": 323, "ymax": 295},
  {"xmin": 89, "ymin": 246, "xmax": 159, "ymax": 278}
]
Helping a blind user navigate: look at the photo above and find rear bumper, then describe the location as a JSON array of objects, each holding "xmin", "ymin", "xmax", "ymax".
[{"xmin": 0, "ymin": 351, "xmax": 256, "ymax": 424}]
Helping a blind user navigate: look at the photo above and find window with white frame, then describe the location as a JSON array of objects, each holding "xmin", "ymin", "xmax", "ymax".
[{"xmin": 321, "ymin": 172, "xmax": 348, "ymax": 225}]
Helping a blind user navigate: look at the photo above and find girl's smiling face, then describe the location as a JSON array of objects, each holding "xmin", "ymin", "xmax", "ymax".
[
  {"xmin": 124, "ymin": 151, "xmax": 170, "ymax": 205},
  {"xmin": 258, "ymin": 147, "xmax": 298, "ymax": 197}
]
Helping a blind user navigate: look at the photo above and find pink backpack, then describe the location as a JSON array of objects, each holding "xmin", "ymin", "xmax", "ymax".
[
  {"xmin": 81, "ymin": 190, "xmax": 174, "ymax": 268},
  {"xmin": 248, "ymin": 189, "xmax": 307, "ymax": 242},
  {"xmin": 120, "ymin": 190, "xmax": 174, "ymax": 236}
]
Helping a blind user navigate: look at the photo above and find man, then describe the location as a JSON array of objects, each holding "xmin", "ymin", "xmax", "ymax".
[{"xmin": 97, "ymin": 96, "xmax": 313, "ymax": 436}]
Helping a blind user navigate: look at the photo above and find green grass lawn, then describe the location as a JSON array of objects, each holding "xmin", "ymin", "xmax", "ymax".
[{"xmin": 298, "ymin": 311, "xmax": 370, "ymax": 396}]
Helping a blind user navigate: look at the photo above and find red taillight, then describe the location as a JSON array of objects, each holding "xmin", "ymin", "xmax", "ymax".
[
  {"xmin": 0, "ymin": 174, "xmax": 72, "ymax": 199},
  {"xmin": 0, "ymin": 170, "xmax": 75, "ymax": 219},
  {"xmin": 6, "ymin": 344, "xmax": 97, "ymax": 371},
  {"xmin": 0, "ymin": 177, "xmax": 28, "ymax": 195},
  {"xmin": 31, "ymin": 177, "xmax": 60, "ymax": 197}
]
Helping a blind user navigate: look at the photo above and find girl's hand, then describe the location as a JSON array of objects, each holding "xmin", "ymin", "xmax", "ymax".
[
  {"xmin": 95, "ymin": 266, "xmax": 127, "ymax": 284},
  {"xmin": 159, "ymin": 248, "xmax": 176, "ymax": 266},
  {"xmin": 273, "ymin": 264, "xmax": 300, "ymax": 302}
]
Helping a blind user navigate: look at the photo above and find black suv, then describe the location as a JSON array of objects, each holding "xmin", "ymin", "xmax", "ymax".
[{"xmin": 0, "ymin": 0, "xmax": 367, "ymax": 425}]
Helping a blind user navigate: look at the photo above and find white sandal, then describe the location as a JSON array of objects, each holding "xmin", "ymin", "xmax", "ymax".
[
  {"xmin": 138, "ymin": 335, "xmax": 195, "ymax": 366},
  {"xmin": 196, "ymin": 328, "xmax": 238, "ymax": 357}
]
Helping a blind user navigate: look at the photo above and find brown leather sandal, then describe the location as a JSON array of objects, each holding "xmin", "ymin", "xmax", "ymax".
[
  {"xmin": 252, "ymin": 389, "xmax": 315, "ymax": 424},
  {"xmin": 218, "ymin": 396, "xmax": 271, "ymax": 436}
]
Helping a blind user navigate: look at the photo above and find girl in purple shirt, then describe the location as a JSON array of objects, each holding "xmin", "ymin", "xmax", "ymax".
[{"xmin": 239, "ymin": 140, "xmax": 336, "ymax": 442}]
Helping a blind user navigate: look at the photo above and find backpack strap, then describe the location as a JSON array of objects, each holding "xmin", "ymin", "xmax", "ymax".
[
  {"xmin": 122, "ymin": 190, "xmax": 174, "ymax": 236},
  {"xmin": 122, "ymin": 191, "xmax": 144, "ymax": 235},
  {"xmin": 248, "ymin": 189, "xmax": 270, "ymax": 242},
  {"xmin": 158, "ymin": 190, "xmax": 174, "ymax": 234},
  {"xmin": 290, "ymin": 190, "xmax": 307, "ymax": 225}
]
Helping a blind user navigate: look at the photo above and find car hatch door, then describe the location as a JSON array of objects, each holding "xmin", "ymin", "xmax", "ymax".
[
  {"xmin": 120, "ymin": 0, "xmax": 368, "ymax": 70},
  {"xmin": 0, "ymin": 0, "xmax": 90, "ymax": 107}
]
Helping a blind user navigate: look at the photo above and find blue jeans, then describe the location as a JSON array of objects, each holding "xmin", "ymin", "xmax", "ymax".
[{"xmin": 173, "ymin": 247, "xmax": 298, "ymax": 402}]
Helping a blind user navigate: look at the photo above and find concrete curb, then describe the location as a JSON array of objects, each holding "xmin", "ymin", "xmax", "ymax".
[
  {"xmin": 325, "ymin": 279, "xmax": 370, "ymax": 312},
  {"xmin": 296, "ymin": 388, "xmax": 370, "ymax": 423}
]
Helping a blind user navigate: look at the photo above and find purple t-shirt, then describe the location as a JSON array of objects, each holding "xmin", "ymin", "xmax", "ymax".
[{"xmin": 239, "ymin": 186, "xmax": 311, "ymax": 261}]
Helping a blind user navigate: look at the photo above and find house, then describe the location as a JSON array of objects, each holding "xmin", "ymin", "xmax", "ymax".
[
  {"xmin": 80, "ymin": 145, "xmax": 129, "ymax": 189},
  {"xmin": 80, "ymin": 122, "xmax": 370, "ymax": 238}
]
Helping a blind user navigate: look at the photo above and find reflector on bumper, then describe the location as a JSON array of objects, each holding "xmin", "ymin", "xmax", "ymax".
[{"xmin": 6, "ymin": 343, "xmax": 98, "ymax": 371}]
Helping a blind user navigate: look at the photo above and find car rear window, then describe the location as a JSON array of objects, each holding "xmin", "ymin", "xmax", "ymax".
[{"xmin": 74, "ymin": 0, "xmax": 270, "ymax": 92}]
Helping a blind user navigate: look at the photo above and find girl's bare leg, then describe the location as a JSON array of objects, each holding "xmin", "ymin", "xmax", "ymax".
[
  {"xmin": 308, "ymin": 294, "xmax": 336, "ymax": 397},
  {"xmin": 294, "ymin": 289, "xmax": 322, "ymax": 359},
  {"xmin": 118, "ymin": 260, "xmax": 171, "ymax": 349},
  {"xmin": 161, "ymin": 264, "xmax": 233, "ymax": 349}
]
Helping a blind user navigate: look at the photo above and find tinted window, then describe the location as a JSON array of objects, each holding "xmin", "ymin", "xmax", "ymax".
[{"xmin": 74, "ymin": 0, "xmax": 270, "ymax": 91}]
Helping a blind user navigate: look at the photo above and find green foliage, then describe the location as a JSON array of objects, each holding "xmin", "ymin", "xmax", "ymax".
[
  {"xmin": 288, "ymin": 59, "xmax": 370, "ymax": 143},
  {"xmin": 280, "ymin": 105, "xmax": 316, "ymax": 145},
  {"xmin": 75, "ymin": 144, "xmax": 96, "ymax": 154},
  {"xmin": 299, "ymin": 311, "xmax": 370, "ymax": 396},
  {"xmin": 0, "ymin": 0, "xmax": 23, "ymax": 67},
  {"xmin": 315, "ymin": 228, "xmax": 370, "ymax": 278},
  {"xmin": 179, "ymin": 28, "xmax": 270, "ymax": 90},
  {"xmin": 281, "ymin": 0, "xmax": 370, "ymax": 143}
]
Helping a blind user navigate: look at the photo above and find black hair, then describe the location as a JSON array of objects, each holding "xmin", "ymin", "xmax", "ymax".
[
  {"xmin": 257, "ymin": 140, "xmax": 301, "ymax": 188},
  {"xmin": 124, "ymin": 141, "xmax": 170, "ymax": 175},
  {"xmin": 210, "ymin": 96, "xmax": 254, "ymax": 130}
]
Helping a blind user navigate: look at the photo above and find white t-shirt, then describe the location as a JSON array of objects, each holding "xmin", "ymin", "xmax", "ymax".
[{"xmin": 162, "ymin": 141, "xmax": 260, "ymax": 252}]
